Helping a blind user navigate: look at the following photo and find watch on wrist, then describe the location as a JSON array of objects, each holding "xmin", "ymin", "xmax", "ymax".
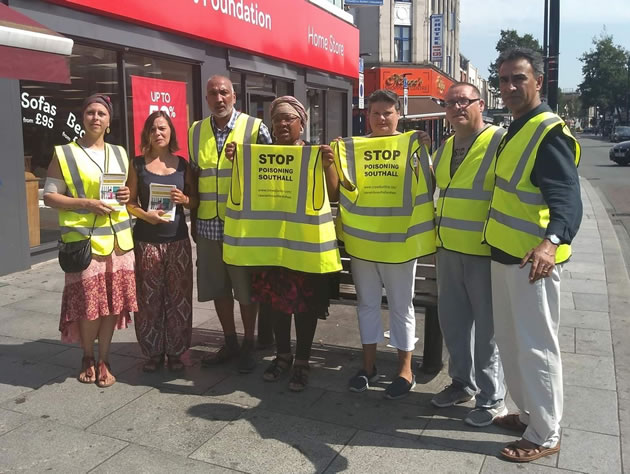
[{"xmin": 546, "ymin": 234, "xmax": 561, "ymax": 245}]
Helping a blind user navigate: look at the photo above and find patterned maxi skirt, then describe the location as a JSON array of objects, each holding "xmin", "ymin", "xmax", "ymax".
[
  {"xmin": 133, "ymin": 238, "xmax": 193, "ymax": 357},
  {"xmin": 59, "ymin": 247, "xmax": 137, "ymax": 343}
]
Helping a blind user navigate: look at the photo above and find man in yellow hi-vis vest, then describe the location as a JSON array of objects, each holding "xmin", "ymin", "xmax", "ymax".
[
  {"xmin": 188, "ymin": 75, "xmax": 272, "ymax": 373},
  {"xmin": 431, "ymin": 82, "xmax": 507, "ymax": 428},
  {"xmin": 485, "ymin": 48, "xmax": 582, "ymax": 463},
  {"xmin": 337, "ymin": 89, "xmax": 435, "ymax": 400}
]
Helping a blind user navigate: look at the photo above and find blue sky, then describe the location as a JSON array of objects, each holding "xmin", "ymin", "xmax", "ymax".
[{"xmin": 459, "ymin": 0, "xmax": 630, "ymax": 90}]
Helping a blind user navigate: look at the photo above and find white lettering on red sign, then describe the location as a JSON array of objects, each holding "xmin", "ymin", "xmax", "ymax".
[
  {"xmin": 308, "ymin": 26, "xmax": 344, "ymax": 57},
  {"xmin": 193, "ymin": 0, "xmax": 272, "ymax": 30}
]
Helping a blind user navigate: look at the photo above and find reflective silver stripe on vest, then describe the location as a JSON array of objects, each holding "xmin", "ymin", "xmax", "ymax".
[
  {"xmin": 508, "ymin": 116, "xmax": 561, "ymax": 187},
  {"xmin": 199, "ymin": 192, "xmax": 218, "ymax": 201},
  {"xmin": 437, "ymin": 216, "xmax": 485, "ymax": 232},
  {"xmin": 107, "ymin": 144, "xmax": 126, "ymax": 174},
  {"xmin": 189, "ymin": 120, "xmax": 202, "ymax": 165},
  {"xmin": 439, "ymin": 188, "xmax": 492, "ymax": 200},
  {"xmin": 489, "ymin": 208, "xmax": 545, "ymax": 238},
  {"xmin": 199, "ymin": 168, "xmax": 232, "ymax": 178},
  {"xmin": 231, "ymin": 144, "xmax": 334, "ymax": 225},
  {"xmin": 60, "ymin": 225, "xmax": 112, "ymax": 236},
  {"xmin": 472, "ymin": 127, "xmax": 505, "ymax": 190},
  {"xmin": 217, "ymin": 194, "xmax": 228, "ymax": 203},
  {"xmin": 494, "ymin": 177, "xmax": 545, "ymax": 205},
  {"xmin": 243, "ymin": 115, "xmax": 257, "ymax": 144},
  {"xmin": 342, "ymin": 219, "xmax": 434, "ymax": 243},
  {"xmin": 414, "ymin": 193, "xmax": 433, "ymax": 205},
  {"xmin": 112, "ymin": 218, "xmax": 132, "ymax": 233},
  {"xmin": 223, "ymin": 235, "xmax": 338, "ymax": 253},
  {"xmin": 60, "ymin": 144, "xmax": 86, "ymax": 198},
  {"xmin": 341, "ymin": 133, "xmax": 427, "ymax": 216}
]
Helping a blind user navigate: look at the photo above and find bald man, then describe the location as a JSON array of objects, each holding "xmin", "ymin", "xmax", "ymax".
[{"xmin": 188, "ymin": 75, "xmax": 272, "ymax": 373}]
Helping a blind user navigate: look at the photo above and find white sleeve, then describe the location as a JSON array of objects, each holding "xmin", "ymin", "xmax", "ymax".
[{"xmin": 43, "ymin": 177, "xmax": 67, "ymax": 195}]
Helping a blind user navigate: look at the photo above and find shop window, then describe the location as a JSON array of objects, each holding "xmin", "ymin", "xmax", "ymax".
[
  {"xmin": 230, "ymin": 71, "xmax": 244, "ymax": 111},
  {"xmin": 394, "ymin": 26, "xmax": 411, "ymax": 63},
  {"xmin": 307, "ymin": 88, "xmax": 325, "ymax": 145},
  {"xmin": 326, "ymin": 90, "xmax": 347, "ymax": 141},
  {"xmin": 20, "ymin": 43, "xmax": 120, "ymax": 248},
  {"xmin": 123, "ymin": 53, "xmax": 195, "ymax": 160},
  {"xmin": 275, "ymin": 79, "xmax": 293, "ymax": 98}
]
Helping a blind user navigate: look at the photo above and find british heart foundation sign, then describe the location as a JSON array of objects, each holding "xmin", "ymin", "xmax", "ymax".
[{"xmin": 131, "ymin": 75, "xmax": 189, "ymax": 159}]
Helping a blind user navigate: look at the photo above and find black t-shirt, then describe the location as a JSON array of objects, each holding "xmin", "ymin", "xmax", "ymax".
[{"xmin": 132, "ymin": 155, "xmax": 189, "ymax": 243}]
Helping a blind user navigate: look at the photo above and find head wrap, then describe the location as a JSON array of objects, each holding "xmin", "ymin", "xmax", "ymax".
[
  {"xmin": 81, "ymin": 94, "xmax": 113, "ymax": 117},
  {"xmin": 270, "ymin": 96, "xmax": 307, "ymax": 128}
]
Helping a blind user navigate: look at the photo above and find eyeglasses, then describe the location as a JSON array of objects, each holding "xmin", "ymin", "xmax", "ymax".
[
  {"xmin": 272, "ymin": 114, "xmax": 300, "ymax": 125},
  {"xmin": 444, "ymin": 98, "xmax": 481, "ymax": 108}
]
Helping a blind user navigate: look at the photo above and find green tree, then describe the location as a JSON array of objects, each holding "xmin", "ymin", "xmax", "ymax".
[
  {"xmin": 488, "ymin": 29, "xmax": 543, "ymax": 90},
  {"xmin": 578, "ymin": 32, "xmax": 629, "ymax": 120}
]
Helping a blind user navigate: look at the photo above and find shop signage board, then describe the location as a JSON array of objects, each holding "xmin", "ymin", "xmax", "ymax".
[
  {"xmin": 130, "ymin": 75, "xmax": 189, "ymax": 159},
  {"xmin": 430, "ymin": 14, "xmax": 443, "ymax": 61},
  {"xmin": 364, "ymin": 67, "xmax": 453, "ymax": 100},
  {"xmin": 44, "ymin": 0, "xmax": 360, "ymax": 78}
]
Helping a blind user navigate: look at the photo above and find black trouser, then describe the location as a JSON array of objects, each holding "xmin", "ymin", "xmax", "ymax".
[{"xmin": 267, "ymin": 304, "xmax": 319, "ymax": 361}]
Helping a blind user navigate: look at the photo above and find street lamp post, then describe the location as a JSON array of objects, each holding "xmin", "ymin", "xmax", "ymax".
[{"xmin": 626, "ymin": 56, "xmax": 630, "ymax": 123}]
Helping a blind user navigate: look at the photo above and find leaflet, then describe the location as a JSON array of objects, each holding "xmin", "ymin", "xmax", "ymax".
[
  {"xmin": 100, "ymin": 173, "xmax": 126, "ymax": 211},
  {"xmin": 148, "ymin": 183, "xmax": 176, "ymax": 222}
]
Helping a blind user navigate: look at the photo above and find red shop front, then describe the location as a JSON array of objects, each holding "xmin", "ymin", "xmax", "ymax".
[{"xmin": 2, "ymin": 0, "xmax": 359, "ymax": 271}]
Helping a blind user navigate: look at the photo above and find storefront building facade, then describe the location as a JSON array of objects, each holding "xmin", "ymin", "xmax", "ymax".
[{"xmin": 1, "ymin": 0, "xmax": 358, "ymax": 276}]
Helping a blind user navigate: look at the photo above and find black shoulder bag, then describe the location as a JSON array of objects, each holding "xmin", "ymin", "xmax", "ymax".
[{"xmin": 57, "ymin": 217, "xmax": 97, "ymax": 273}]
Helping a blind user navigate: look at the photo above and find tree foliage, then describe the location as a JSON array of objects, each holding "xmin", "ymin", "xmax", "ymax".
[
  {"xmin": 578, "ymin": 32, "xmax": 629, "ymax": 118},
  {"xmin": 488, "ymin": 30, "xmax": 543, "ymax": 90}
]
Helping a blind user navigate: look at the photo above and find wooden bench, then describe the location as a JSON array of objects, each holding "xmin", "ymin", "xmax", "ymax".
[{"xmin": 331, "ymin": 247, "xmax": 444, "ymax": 374}]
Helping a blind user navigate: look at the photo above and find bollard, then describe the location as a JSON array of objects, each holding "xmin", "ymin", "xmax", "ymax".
[{"xmin": 421, "ymin": 307, "xmax": 443, "ymax": 374}]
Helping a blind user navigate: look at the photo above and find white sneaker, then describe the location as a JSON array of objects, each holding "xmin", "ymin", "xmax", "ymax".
[{"xmin": 464, "ymin": 403, "xmax": 509, "ymax": 427}]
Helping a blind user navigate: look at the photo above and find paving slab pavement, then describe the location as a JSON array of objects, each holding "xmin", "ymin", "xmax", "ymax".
[{"xmin": 0, "ymin": 177, "xmax": 627, "ymax": 473}]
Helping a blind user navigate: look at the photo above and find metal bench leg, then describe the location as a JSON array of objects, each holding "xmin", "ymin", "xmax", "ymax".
[{"xmin": 421, "ymin": 307, "xmax": 443, "ymax": 374}]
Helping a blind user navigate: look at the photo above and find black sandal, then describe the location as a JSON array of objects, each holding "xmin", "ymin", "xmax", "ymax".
[
  {"xmin": 288, "ymin": 364, "xmax": 310, "ymax": 392},
  {"xmin": 263, "ymin": 355, "xmax": 293, "ymax": 382}
]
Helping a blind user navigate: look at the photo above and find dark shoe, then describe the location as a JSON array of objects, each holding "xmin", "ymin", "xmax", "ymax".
[
  {"xmin": 201, "ymin": 344, "xmax": 239, "ymax": 367},
  {"xmin": 431, "ymin": 383, "xmax": 475, "ymax": 407},
  {"xmin": 348, "ymin": 367, "xmax": 379, "ymax": 393},
  {"xmin": 167, "ymin": 355, "xmax": 185, "ymax": 372},
  {"xmin": 238, "ymin": 340, "xmax": 257, "ymax": 374},
  {"xmin": 288, "ymin": 364, "xmax": 310, "ymax": 392},
  {"xmin": 142, "ymin": 355, "xmax": 165, "ymax": 373},
  {"xmin": 263, "ymin": 355, "xmax": 293, "ymax": 382},
  {"xmin": 494, "ymin": 413, "xmax": 528, "ymax": 433},
  {"xmin": 384, "ymin": 375, "xmax": 416, "ymax": 400}
]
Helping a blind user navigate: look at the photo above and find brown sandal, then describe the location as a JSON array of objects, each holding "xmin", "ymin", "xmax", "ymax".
[
  {"xmin": 142, "ymin": 355, "xmax": 165, "ymax": 373},
  {"xmin": 493, "ymin": 413, "xmax": 528, "ymax": 433},
  {"xmin": 501, "ymin": 438, "xmax": 560, "ymax": 462},
  {"xmin": 96, "ymin": 360, "xmax": 116, "ymax": 388},
  {"xmin": 288, "ymin": 364, "xmax": 310, "ymax": 392},
  {"xmin": 78, "ymin": 356, "xmax": 96, "ymax": 384},
  {"xmin": 167, "ymin": 355, "xmax": 185, "ymax": 372}
]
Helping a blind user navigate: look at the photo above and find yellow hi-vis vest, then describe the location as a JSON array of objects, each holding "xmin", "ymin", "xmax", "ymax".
[
  {"xmin": 55, "ymin": 141, "xmax": 133, "ymax": 256},
  {"xmin": 223, "ymin": 144, "xmax": 341, "ymax": 274},
  {"xmin": 484, "ymin": 112, "xmax": 581, "ymax": 263},
  {"xmin": 188, "ymin": 113, "xmax": 261, "ymax": 220},
  {"xmin": 433, "ymin": 125, "xmax": 506, "ymax": 256},
  {"xmin": 332, "ymin": 131, "xmax": 436, "ymax": 263}
]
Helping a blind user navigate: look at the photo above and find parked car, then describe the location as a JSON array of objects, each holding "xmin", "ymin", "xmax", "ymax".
[
  {"xmin": 610, "ymin": 140, "xmax": 630, "ymax": 166},
  {"xmin": 611, "ymin": 126, "xmax": 630, "ymax": 143}
]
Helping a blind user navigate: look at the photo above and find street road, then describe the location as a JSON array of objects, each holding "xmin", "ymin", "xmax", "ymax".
[{"xmin": 577, "ymin": 134, "xmax": 630, "ymax": 272}]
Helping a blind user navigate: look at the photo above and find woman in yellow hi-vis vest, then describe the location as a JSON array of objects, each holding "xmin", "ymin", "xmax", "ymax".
[
  {"xmin": 334, "ymin": 90, "xmax": 435, "ymax": 400},
  {"xmin": 224, "ymin": 96, "xmax": 340, "ymax": 392},
  {"xmin": 44, "ymin": 94, "xmax": 137, "ymax": 388}
]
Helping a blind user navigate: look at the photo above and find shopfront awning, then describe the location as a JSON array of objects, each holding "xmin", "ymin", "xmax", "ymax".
[
  {"xmin": 0, "ymin": 4, "xmax": 73, "ymax": 83},
  {"xmin": 403, "ymin": 96, "xmax": 446, "ymax": 120}
]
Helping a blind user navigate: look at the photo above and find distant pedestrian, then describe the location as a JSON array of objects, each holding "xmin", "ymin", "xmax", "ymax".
[
  {"xmin": 485, "ymin": 47, "xmax": 582, "ymax": 462},
  {"xmin": 126, "ymin": 111, "xmax": 198, "ymax": 372},
  {"xmin": 44, "ymin": 94, "xmax": 137, "ymax": 388}
]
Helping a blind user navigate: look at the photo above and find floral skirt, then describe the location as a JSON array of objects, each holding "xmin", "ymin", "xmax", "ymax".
[
  {"xmin": 252, "ymin": 267, "xmax": 337, "ymax": 317},
  {"xmin": 59, "ymin": 247, "xmax": 137, "ymax": 343}
]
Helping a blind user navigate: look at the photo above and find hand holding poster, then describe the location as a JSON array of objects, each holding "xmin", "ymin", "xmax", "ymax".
[
  {"xmin": 100, "ymin": 173, "xmax": 126, "ymax": 211},
  {"xmin": 148, "ymin": 183, "xmax": 176, "ymax": 222}
]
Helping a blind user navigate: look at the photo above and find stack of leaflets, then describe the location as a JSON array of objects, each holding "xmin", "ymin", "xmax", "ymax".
[
  {"xmin": 100, "ymin": 173, "xmax": 126, "ymax": 211},
  {"xmin": 148, "ymin": 183, "xmax": 176, "ymax": 222}
]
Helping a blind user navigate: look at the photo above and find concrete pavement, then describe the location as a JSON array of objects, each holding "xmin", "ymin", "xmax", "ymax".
[{"xmin": 0, "ymin": 177, "xmax": 627, "ymax": 473}]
